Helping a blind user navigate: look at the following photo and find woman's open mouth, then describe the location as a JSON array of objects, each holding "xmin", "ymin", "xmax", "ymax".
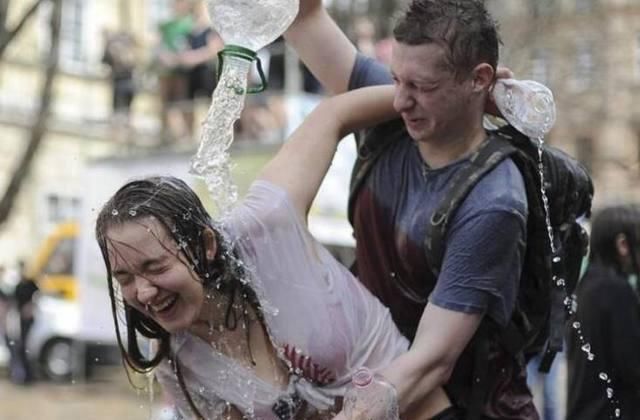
[{"xmin": 151, "ymin": 295, "xmax": 178, "ymax": 314}]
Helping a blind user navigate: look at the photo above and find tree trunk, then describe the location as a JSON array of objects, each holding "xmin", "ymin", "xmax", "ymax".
[
  {"xmin": 0, "ymin": 0, "xmax": 61, "ymax": 227},
  {"xmin": 0, "ymin": 0, "xmax": 45, "ymax": 61}
]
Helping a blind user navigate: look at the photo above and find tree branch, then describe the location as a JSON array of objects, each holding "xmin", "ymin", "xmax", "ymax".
[
  {"xmin": 0, "ymin": 0, "xmax": 45, "ymax": 61},
  {"xmin": 0, "ymin": 0, "xmax": 61, "ymax": 227}
]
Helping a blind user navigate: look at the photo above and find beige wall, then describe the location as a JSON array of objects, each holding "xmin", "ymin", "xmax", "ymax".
[
  {"xmin": 0, "ymin": 0, "xmax": 169, "ymax": 268},
  {"xmin": 489, "ymin": 0, "xmax": 640, "ymax": 209}
]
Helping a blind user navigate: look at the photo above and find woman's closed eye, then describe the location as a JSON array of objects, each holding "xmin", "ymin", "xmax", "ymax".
[{"xmin": 114, "ymin": 272, "xmax": 134, "ymax": 286}]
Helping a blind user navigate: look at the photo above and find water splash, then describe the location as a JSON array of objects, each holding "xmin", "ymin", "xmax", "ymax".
[
  {"xmin": 535, "ymin": 137, "xmax": 620, "ymax": 417},
  {"xmin": 189, "ymin": 56, "xmax": 251, "ymax": 215}
]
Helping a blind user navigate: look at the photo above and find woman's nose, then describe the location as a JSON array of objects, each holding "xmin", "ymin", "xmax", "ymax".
[{"xmin": 135, "ymin": 275, "xmax": 158, "ymax": 305}]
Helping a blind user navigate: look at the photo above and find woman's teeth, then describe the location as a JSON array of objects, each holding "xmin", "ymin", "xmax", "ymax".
[{"xmin": 152, "ymin": 295, "xmax": 177, "ymax": 313}]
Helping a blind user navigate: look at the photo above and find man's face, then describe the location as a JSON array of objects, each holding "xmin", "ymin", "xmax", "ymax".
[{"xmin": 391, "ymin": 41, "xmax": 476, "ymax": 144}]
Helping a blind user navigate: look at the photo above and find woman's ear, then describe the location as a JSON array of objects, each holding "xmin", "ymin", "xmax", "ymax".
[
  {"xmin": 203, "ymin": 228, "xmax": 218, "ymax": 262},
  {"xmin": 615, "ymin": 233, "xmax": 630, "ymax": 258},
  {"xmin": 615, "ymin": 233, "xmax": 634, "ymax": 273}
]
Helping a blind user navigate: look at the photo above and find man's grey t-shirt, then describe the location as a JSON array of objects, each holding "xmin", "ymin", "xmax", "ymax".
[
  {"xmin": 348, "ymin": 54, "xmax": 528, "ymax": 337},
  {"xmin": 347, "ymin": 54, "xmax": 536, "ymax": 419}
]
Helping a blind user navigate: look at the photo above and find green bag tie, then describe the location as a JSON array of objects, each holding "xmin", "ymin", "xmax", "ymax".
[{"xmin": 216, "ymin": 44, "xmax": 268, "ymax": 94}]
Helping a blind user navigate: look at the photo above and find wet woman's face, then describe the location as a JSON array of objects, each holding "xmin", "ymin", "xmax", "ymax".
[{"xmin": 106, "ymin": 217, "xmax": 205, "ymax": 333}]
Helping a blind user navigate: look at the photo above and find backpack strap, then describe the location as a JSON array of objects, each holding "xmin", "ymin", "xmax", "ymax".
[
  {"xmin": 424, "ymin": 135, "xmax": 515, "ymax": 277},
  {"xmin": 421, "ymin": 134, "xmax": 521, "ymax": 420},
  {"xmin": 348, "ymin": 118, "xmax": 407, "ymax": 225},
  {"xmin": 538, "ymin": 250, "xmax": 567, "ymax": 372}
]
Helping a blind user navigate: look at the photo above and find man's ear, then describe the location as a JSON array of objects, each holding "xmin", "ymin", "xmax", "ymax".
[
  {"xmin": 203, "ymin": 228, "xmax": 218, "ymax": 262},
  {"xmin": 471, "ymin": 63, "xmax": 495, "ymax": 93}
]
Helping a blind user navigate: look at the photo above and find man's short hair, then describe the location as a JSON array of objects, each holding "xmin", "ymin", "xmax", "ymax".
[{"xmin": 393, "ymin": 0, "xmax": 501, "ymax": 80}]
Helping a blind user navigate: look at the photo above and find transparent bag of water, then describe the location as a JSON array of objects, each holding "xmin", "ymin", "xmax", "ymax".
[
  {"xmin": 190, "ymin": 0, "xmax": 299, "ymax": 214},
  {"xmin": 492, "ymin": 79, "xmax": 556, "ymax": 139}
]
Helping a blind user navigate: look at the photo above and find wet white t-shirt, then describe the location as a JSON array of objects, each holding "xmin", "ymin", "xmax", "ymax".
[{"xmin": 156, "ymin": 180, "xmax": 408, "ymax": 419}]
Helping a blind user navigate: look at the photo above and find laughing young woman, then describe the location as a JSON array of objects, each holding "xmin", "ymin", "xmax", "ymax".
[{"xmin": 95, "ymin": 86, "xmax": 452, "ymax": 420}]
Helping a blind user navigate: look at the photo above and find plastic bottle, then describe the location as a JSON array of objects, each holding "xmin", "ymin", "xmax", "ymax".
[
  {"xmin": 343, "ymin": 367, "xmax": 400, "ymax": 420},
  {"xmin": 207, "ymin": 0, "xmax": 299, "ymax": 51},
  {"xmin": 190, "ymin": 0, "xmax": 299, "ymax": 214},
  {"xmin": 492, "ymin": 79, "xmax": 556, "ymax": 139}
]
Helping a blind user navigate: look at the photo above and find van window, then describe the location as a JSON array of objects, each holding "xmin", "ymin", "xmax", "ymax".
[{"xmin": 43, "ymin": 238, "xmax": 75, "ymax": 276}]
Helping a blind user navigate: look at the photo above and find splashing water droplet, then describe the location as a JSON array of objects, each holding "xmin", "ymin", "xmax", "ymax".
[
  {"xmin": 599, "ymin": 372, "xmax": 609, "ymax": 381},
  {"xmin": 581, "ymin": 343, "xmax": 591, "ymax": 353},
  {"xmin": 128, "ymin": 209, "xmax": 137, "ymax": 216},
  {"xmin": 606, "ymin": 388, "xmax": 614, "ymax": 399},
  {"xmin": 572, "ymin": 321, "xmax": 581, "ymax": 329},
  {"xmin": 587, "ymin": 353, "xmax": 595, "ymax": 361},
  {"xmin": 111, "ymin": 209, "xmax": 119, "ymax": 216},
  {"xmin": 615, "ymin": 408, "xmax": 621, "ymax": 417}
]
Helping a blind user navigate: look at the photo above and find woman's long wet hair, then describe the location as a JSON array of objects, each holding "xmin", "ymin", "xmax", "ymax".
[
  {"xmin": 95, "ymin": 176, "xmax": 263, "ymax": 418},
  {"xmin": 589, "ymin": 204, "xmax": 640, "ymax": 278}
]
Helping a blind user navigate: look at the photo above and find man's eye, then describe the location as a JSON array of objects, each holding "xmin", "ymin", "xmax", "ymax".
[
  {"xmin": 418, "ymin": 85, "xmax": 436, "ymax": 92},
  {"xmin": 148, "ymin": 266, "xmax": 168, "ymax": 275}
]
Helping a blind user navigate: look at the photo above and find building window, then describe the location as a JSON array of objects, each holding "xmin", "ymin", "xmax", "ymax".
[
  {"xmin": 531, "ymin": 49, "xmax": 550, "ymax": 85},
  {"xmin": 575, "ymin": 0, "xmax": 595, "ymax": 14},
  {"xmin": 39, "ymin": 0, "xmax": 94, "ymax": 72},
  {"xmin": 46, "ymin": 194, "xmax": 80, "ymax": 224},
  {"xmin": 58, "ymin": 0, "xmax": 93, "ymax": 72},
  {"xmin": 573, "ymin": 40, "xmax": 594, "ymax": 91}
]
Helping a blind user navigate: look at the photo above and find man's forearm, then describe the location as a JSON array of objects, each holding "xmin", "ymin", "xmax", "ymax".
[
  {"xmin": 380, "ymin": 349, "xmax": 452, "ymax": 415},
  {"xmin": 284, "ymin": 0, "xmax": 356, "ymax": 94}
]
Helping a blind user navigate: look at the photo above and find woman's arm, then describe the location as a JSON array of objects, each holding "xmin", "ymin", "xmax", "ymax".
[{"xmin": 258, "ymin": 85, "xmax": 396, "ymax": 218}]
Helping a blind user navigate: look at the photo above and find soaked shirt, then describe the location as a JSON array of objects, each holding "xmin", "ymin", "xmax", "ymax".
[
  {"xmin": 156, "ymin": 180, "xmax": 409, "ymax": 419},
  {"xmin": 349, "ymin": 55, "xmax": 537, "ymax": 419}
]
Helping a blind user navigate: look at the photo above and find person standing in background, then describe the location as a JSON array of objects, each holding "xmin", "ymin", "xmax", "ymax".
[
  {"xmin": 155, "ymin": 0, "xmax": 194, "ymax": 143},
  {"xmin": 567, "ymin": 204, "xmax": 640, "ymax": 420},
  {"xmin": 177, "ymin": 0, "xmax": 223, "ymax": 137},
  {"xmin": 102, "ymin": 29, "xmax": 138, "ymax": 143},
  {"xmin": 10, "ymin": 261, "xmax": 39, "ymax": 385}
]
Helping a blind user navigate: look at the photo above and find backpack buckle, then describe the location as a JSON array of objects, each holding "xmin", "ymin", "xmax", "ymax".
[{"xmin": 430, "ymin": 211, "xmax": 447, "ymax": 227}]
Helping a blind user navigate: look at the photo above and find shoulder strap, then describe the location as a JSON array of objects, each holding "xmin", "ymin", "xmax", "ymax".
[
  {"xmin": 424, "ymin": 135, "xmax": 516, "ymax": 276},
  {"xmin": 348, "ymin": 118, "xmax": 407, "ymax": 225}
]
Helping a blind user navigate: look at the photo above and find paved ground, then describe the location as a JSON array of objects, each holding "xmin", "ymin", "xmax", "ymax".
[
  {"xmin": 0, "ymin": 358, "xmax": 569, "ymax": 420},
  {"xmin": 0, "ymin": 367, "xmax": 175, "ymax": 420}
]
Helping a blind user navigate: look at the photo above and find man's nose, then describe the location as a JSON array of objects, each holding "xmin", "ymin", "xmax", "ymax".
[
  {"xmin": 135, "ymin": 275, "xmax": 158, "ymax": 305},
  {"xmin": 393, "ymin": 86, "xmax": 414, "ymax": 113}
]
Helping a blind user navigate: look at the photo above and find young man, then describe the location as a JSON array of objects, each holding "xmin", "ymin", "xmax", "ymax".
[
  {"xmin": 567, "ymin": 205, "xmax": 640, "ymax": 420},
  {"xmin": 285, "ymin": 1, "xmax": 536, "ymax": 419}
]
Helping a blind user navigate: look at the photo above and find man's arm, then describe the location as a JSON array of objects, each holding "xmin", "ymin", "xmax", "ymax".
[
  {"xmin": 284, "ymin": 0, "xmax": 356, "ymax": 94},
  {"xmin": 258, "ymin": 86, "xmax": 396, "ymax": 217},
  {"xmin": 383, "ymin": 305, "xmax": 482, "ymax": 414}
]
